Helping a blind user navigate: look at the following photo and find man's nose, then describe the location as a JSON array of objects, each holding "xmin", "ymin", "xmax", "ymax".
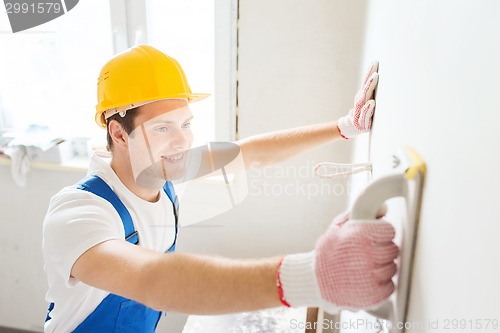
[{"xmin": 170, "ymin": 128, "xmax": 191, "ymax": 150}]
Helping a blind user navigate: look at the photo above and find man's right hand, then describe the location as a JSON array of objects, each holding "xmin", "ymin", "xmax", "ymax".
[{"xmin": 278, "ymin": 211, "xmax": 399, "ymax": 314}]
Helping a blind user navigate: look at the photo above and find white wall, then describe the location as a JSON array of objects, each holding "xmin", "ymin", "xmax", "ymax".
[
  {"xmin": 0, "ymin": 166, "xmax": 86, "ymax": 332},
  {"xmin": 348, "ymin": 0, "xmax": 500, "ymax": 331},
  {"xmin": 233, "ymin": 0, "xmax": 367, "ymax": 254}
]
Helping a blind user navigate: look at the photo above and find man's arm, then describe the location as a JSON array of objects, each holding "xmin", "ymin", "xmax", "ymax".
[
  {"xmin": 236, "ymin": 120, "xmax": 340, "ymax": 168},
  {"xmin": 71, "ymin": 239, "xmax": 282, "ymax": 314},
  {"xmin": 72, "ymin": 210, "xmax": 398, "ymax": 315}
]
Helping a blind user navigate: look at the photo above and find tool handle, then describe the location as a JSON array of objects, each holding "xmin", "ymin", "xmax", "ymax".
[
  {"xmin": 350, "ymin": 173, "xmax": 406, "ymax": 220},
  {"xmin": 349, "ymin": 173, "xmax": 406, "ymax": 321}
]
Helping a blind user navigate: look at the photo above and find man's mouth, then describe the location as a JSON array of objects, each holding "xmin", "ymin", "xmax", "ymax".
[{"xmin": 161, "ymin": 152, "xmax": 185, "ymax": 162}]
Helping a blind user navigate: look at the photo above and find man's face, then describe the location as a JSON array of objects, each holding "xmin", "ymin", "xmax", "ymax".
[{"xmin": 128, "ymin": 99, "xmax": 194, "ymax": 187}]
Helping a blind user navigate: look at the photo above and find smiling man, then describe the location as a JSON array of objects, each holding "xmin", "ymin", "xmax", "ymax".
[{"xmin": 42, "ymin": 45, "xmax": 398, "ymax": 332}]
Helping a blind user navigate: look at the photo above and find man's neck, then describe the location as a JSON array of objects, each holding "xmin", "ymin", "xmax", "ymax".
[{"xmin": 110, "ymin": 154, "xmax": 161, "ymax": 202}]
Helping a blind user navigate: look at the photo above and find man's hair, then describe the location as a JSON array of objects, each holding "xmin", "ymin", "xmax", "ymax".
[{"xmin": 106, "ymin": 107, "xmax": 139, "ymax": 151}]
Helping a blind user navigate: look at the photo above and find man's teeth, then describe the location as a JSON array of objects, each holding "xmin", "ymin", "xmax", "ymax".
[{"xmin": 163, "ymin": 154, "xmax": 183, "ymax": 160}]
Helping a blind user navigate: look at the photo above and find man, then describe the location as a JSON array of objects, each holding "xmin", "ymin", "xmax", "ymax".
[{"xmin": 42, "ymin": 45, "xmax": 397, "ymax": 332}]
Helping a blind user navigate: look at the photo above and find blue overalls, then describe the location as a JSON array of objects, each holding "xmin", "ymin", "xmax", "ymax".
[{"xmin": 45, "ymin": 175, "xmax": 179, "ymax": 332}]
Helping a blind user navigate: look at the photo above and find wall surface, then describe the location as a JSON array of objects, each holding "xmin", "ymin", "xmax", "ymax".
[
  {"xmin": 233, "ymin": 0, "xmax": 367, "ymax": 254},
  {"xmin": 0, "ymin": 165, "xmax": 86, "ymax": 332},
  {"xmin": 345, "ymin": 0, "xmax": 500, "ymax": 331}
]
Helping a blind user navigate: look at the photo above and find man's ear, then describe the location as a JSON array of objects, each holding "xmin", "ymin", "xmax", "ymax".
[{"xmin": 108, "ymin": 120, "xmax": 128, "ymax": 149}]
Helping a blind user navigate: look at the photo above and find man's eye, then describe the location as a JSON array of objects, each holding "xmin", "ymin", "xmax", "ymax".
[
  {"xmin": 155, "ymin": 126, "xmax": 168, "ymax": 133},
  {"xmin": 182, "ymin": 122, "xmax": 191, "ymax": 129}
]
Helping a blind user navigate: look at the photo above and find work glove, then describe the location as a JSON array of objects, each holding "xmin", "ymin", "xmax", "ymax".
[
  {"xmin": 277, "ymin": 209, "xmax": 398, "ymax": 314},
  {"xmin": 337, "ymin": 62, "xmax": 379, "ymax": 139}
]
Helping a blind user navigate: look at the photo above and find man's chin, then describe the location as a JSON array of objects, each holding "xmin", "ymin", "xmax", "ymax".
[
  {"xmin": 134, "ymin": 163, "xmax": 187, "ymax": 189},
  {"xmin": 161, "ymin": 162, "xmax": 187, "ymax": 181}
]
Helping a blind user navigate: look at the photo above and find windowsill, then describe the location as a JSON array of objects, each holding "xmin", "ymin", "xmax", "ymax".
[
  {"xmin": 0, "ymin": 155, "xmax": 89, "ymax": 173},
  {"xmin": 0, "ymin": 156, "xmax": 240, "ymax": 183}
]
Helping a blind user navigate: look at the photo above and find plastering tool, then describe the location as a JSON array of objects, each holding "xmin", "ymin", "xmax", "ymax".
[{"xmin": 350, "ymin": 147, "xmax": 426, "ymax": 333}]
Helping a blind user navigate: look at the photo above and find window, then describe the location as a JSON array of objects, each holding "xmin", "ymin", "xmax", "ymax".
[
  {"xmin": 0, "ymin": 0, "xmax": 114, "ymax": 139},
  {"xmin": 145, "ymin": 0, "xmax": 238, "ymax": 143},
  {"xmin": 147, "ymin": 0, "xmax": 216, "ymax": 146}
]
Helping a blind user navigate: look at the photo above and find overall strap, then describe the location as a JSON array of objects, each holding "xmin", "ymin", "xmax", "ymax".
[
  {"xmin": 163, "ymin": 181, "xmax": 177, "ymax": 207},
  {"xmin": 76, "ymin": 175, "xmax": 178, "ymax": 247},
  {"xmin": 163, "ymin": 181, "xmax": 179, "ymax": 253},
  {"xmin": 77, "ymin": 175, "xmax": 139, "ymax": 244}
]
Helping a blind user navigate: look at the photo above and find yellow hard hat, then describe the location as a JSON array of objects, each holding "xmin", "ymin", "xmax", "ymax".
[{"xmin": 95, "ymin": 44, "xmax": 210, "ymax": 128}]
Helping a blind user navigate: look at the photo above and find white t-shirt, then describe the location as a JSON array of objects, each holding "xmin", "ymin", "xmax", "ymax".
[{"xmin": 42, "ymin": 152, "xmax": 176, "ymax": 333}]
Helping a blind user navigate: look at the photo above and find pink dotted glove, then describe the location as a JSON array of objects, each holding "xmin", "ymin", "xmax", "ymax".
[
  {"xmin": 337, "ymin": 62, "xmax": 379, "ymax": 139},
  {"xmin": 277, "ymin": 211, "xmax": 398, "ymax": 314}
]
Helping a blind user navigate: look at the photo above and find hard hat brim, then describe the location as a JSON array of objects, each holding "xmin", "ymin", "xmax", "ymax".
[{"xmin": 96, "ymin": 93, "xmax": 211, "ymax": 129}]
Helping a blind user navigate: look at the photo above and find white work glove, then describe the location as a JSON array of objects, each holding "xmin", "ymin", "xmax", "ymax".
[
  {"xmin": 277, "ymin": 210, "xmax": 398, "ymax": 314},
  {"xmin": 337, "ymin": 62, "xmax": 379, "ymax": 139}
]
